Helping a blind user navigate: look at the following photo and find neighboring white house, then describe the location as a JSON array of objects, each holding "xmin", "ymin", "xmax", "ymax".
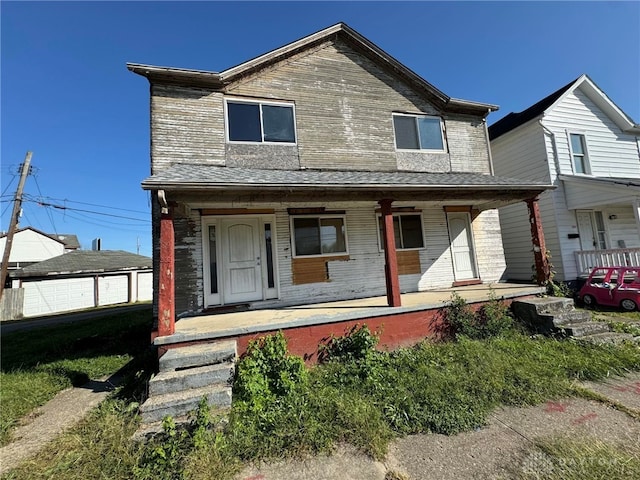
[
  {"xmin": 0, "ymin": 227, "xmax": 80, "ymax": 270},
  {"xmin": 490, "ymin": 74, "xmax": 640, "ymax": 284}
]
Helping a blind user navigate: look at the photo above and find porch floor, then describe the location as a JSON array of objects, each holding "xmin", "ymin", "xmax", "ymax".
[{"xmin": 155, "ymin": 283, "xmax": 544, "ymax": 346}]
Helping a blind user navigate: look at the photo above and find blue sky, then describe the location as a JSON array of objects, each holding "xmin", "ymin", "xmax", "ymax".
[{"xmin": 2, "ymin": 1, "xmax": 639, "ymax": 257}]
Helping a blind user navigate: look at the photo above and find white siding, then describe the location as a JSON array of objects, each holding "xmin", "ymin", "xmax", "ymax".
[
  {"xmin": 605, "ymin": 205, "xmax": 640, "ymax": 249},
  {"xmin": 186, "ymin": 200, "xmax": 507, "ymax": 310},
  {"xmin": 0, "ymin": 229, "xmax": 64, "ymax": 264},
  {"xmin": 543, "ymin": 88, "xmax": 640, "ymax": 178}
]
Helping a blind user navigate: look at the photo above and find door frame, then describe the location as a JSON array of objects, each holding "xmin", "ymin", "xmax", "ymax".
[
  {"xmin": 201, "ymin": 214, "xmax": 279, "ymax": 307},
  {"xmin": 446, "ymin": 212, "xmax": 479, "ymax": 282},
  {"xmin": 576, "ymin": 209, "xmax": 610, "ymax": 250}
]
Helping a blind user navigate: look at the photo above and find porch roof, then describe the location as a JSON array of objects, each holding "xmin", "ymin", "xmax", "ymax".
[
  {"xmin": 560, "ymin": 174, "xmax": 640, "ymax": 210},
  {"xmin": 142, "ymin": 165, "xmax": 552, "ymax": 208}
]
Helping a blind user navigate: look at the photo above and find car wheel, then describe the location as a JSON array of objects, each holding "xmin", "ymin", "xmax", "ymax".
[
  {"xmin": 620, "ymin": 299, "xmax": 637, "ymax": 312},
  {"xmin": 582, "ymin": 294, "xmax": 596, "ymax": 307}
]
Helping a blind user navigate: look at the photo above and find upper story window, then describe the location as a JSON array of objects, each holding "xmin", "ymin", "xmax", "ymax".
[
  {"xmin": 226, "ymin": 99, "xmax": 296, "ymax": 144},
  {"xmin": 377, "ymin": 213, "xmax": 425, "ymax": 250},
  {"xmin": 393, "ymin": 113, "xmax": 445, "ymax": 151},
  {"xmin": 569, "ymin": 133, "xmax": 590, "ymax": 174},
  {"xmin": 291, "ymin": 216, "xmax": 347, "ymax": 257}
]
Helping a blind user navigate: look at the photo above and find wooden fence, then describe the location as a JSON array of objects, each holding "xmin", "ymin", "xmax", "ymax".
[{"xmin": 0, "ymin": 288, "xmax": 24, "ymax": 321}]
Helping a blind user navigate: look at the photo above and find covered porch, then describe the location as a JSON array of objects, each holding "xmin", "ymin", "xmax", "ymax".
[
  {"xmin": 155, "ymin": 282, "xmax": 543, "ymax": 360},
  {"xmin": 560, "ymin": 175, "xmax": 640, "ymax": 276}
]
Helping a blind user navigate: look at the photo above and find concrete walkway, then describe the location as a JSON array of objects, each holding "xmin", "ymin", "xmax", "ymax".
[
  {"xmin": 236, "ymin": 373, "xmax": 640, "ymax": 480},
  {"xmin": 0, "ymin": 372, "xmax": 124, "ymax": 475}
]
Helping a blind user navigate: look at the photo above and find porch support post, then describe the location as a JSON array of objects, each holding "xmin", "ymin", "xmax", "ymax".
[
  {"xmin": 158, "ymin": 191, "xmax": 175, "ymax": 337},
  {"xmin": 379, "ymin": 198, "xmax": 401, "ymax": 307},
  {"xmin": 633, "ymin": 198, "xmax": 640, "ymax": 241},
  {"xmin": 525, "ymin": 197, "xmax": 551, "ymax": 285}
]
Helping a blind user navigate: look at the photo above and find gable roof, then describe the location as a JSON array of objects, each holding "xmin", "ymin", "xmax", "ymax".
[
  {"xmin": 0, "ymin": 226, "xmax": 67, "ymax": 246},
  {"xmin": 10, "ymin": 250, "xmax": 152, "ymax": 278},
  {"xmin": 128, "ymin": 23, "xmax": 497, "ymax": 117},
  {"xmin": 489, "ymin": 74, "xmax": 640, "ymax": 140}
]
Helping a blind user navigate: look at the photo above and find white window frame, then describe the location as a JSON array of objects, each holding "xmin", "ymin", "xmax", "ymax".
[
  {"xmin": 567, "ymin": 131, "xmax": 591, "ymax": 175},
  {"xmin": 376, "ymin": 212, "xmax": 426, "ymax": 252},
  {"xmin": 392, "ymin": 113, "xmax": 446, "ymax": 152},
  {"xmin": 201, "ymin": 214, "xmax": 280, "ymax": 307},
  {"xmin": 224, "ymin": 97, "xmax": 297, "ymax": 145},
  {"xmin": 290, "ymin": 215, "xmax": 349, "ymax": 258}
]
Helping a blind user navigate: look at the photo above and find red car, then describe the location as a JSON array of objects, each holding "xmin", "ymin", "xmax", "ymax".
[{"xmin": 579, "ymin": 266, "xmax": 640, "ymax": 311}]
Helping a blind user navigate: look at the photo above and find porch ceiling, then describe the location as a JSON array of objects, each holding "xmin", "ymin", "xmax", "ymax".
[
  {"xmin": 560, "ymin": 175, "xmax": 640, "ymax": 210},
  {"xmin": 154, "ymin": 283, "xmax": 544, "ymax": 346},
  {"xmin": 143, "ymin": 165, "xmax": 552, "ymax": 210}
]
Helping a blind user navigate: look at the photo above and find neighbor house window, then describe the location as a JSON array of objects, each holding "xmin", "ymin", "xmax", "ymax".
[
  {"xmin": 291, "ymin": 216, "xmax": 347, "ymax": 257},
  {"xmin": 570, "ymin": 133, "xmax": 589, "ymax": 174},
  {"xmin": 378, "ymin": 213, "xmax": 425, "ymax": 250},
  {"xmin": 393, "ymin": 114, "xmax": 445, "ymax": 151},
  {"xmin": 226, "ymin": 99, "xmax": 296, "ymax": 143}
]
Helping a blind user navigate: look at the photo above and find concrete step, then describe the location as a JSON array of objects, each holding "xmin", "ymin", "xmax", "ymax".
[
  {"xmin": 139, "ymin": 384, "xmax": 232, "ymax": 423},
  {"xmin": 512, "ymin": 298, "xmax": 575, "ymax": 327},
  {"xmin": 149, "ymin": 362, "xmax": 234, "ymax": 396},
  {"xmin": 575, "ymin": 332, "xmax": 637, "ymax": 346},
  {"xmin": 159, "ymin": 340, "xmax": 237, "ymax": 372},
  {"xmin": 560, "ymin": 322, "xmax": 611, "ymax": 338},
  {"xmin": 547, "ymin": 310, "xmax": 592, "ymax": 327}
]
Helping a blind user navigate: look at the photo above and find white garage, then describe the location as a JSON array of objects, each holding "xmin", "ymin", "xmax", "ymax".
[
  {"xmin": 22, "ymin": 277, "xmax": 94, "ymax": 317},
  {"xmin": 7, "ymin": 250, "xmax": 153, "ymax": 319}
]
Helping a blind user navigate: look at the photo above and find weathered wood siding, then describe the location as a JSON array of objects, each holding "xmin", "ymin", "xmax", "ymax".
[
  {"xmin": 176, "ymin": 198, "xmax": 505, "ymax": 312},
  {"xmin": 150, "ymin": 39, "xmax": 491, "ymax": 174},
  {"xmin": 150, "ymin": 85, "xmax": 225, "ymax": 173},
  {"xmin": 0, "ymin": 288, "xmax": 24, "ymax": 321}
]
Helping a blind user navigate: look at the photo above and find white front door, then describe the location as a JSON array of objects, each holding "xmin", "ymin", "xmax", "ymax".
[
  {"xmin": 576, "ymin": 211, "xmax": 596, "ymax": 250},
  {"xmin": 221, "ymin": 218, "xmax": 263, "ymax": 304},
  {"xmin": 447, "ymin": 213, "xmax": 478, "ymax": 280}
]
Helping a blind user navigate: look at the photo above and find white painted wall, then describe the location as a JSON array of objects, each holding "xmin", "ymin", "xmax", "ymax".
[
  {"xmin": 189, "ymin": 200, "xmax": 508, "ymax": 311},
  {"xmin": 0, "ymin": 228, "xmax": 64, "ymax": 264},
  {"xmin": 492, "ymin": 83, "xmax": 640, "ymax": 282}
]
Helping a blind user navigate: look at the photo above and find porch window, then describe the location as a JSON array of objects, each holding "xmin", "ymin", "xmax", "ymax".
[
  {"xmin": 569, "ymin": 133, "xmax": 589, "ymax": 174},
  {"xmin": 226, "ymin": 99, "xmax": 296, "ymax": 143},
  {"xmin": 378, "ymin": 213, "xmax": 425, "ymax": 250},
  {"xmin": 393, "ymin": 113, "xmax": 445, "ymax": 151},
  {"xmin": 291, "ymin": 216, "xmax": 347, "ymax": 257}
]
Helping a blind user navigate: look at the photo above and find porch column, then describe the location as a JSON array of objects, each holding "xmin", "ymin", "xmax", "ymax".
[
  {"xmin": 158, "ymin": 194, "xmax": 175, "ymax": 337},
  {"xmin": 525, "ymin": 197, "xmax": 551, "ymax": 285},
  {"xmin": 633, "ymin": 198, "xmax": 640, "ymax": 240},
  {"xmin": 379, "ymin": 199, "xmax": 401, "ymax": 307}
]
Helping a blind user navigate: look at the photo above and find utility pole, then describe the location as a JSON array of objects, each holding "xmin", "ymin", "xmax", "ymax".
[{"xmin": 0, "ymin": 152, "xmax": 33, "ymax": 299}]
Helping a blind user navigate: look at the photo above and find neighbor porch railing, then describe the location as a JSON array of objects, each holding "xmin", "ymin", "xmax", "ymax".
[{"xmin": 575, "ymin": 248, "xmax": 640, "ymax": 276}]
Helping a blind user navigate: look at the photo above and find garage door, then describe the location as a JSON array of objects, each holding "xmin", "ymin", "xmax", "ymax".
[
  {"xmin": 23, "ymin": 277, "xmax": 94, "ymax": 317},
  {"xmin": 137, "ymin": 272, "xmax": 153, "ymax": 301},
  {"xmin": 98, "ymin": 275, "xmax": 129, "ymax": 306}
]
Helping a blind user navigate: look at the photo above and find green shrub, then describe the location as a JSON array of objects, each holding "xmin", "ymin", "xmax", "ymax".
[
  {"xmin": 319, "ymin": 324, "xmax": 379, "ymax": 363},
  {"xmin": 440, "ymin": 291, "xmax": 513, "ymax": 340},
  {"xmin": 233, "ymin": 331, "xmax": 307, "ymax": 405}
]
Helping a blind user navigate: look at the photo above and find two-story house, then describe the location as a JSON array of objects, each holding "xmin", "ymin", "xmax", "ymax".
[
  {"xmin": 129, "ymin": 23, "xmax": 552, "ymax": 422},
  {"xmin": 490, "ymin": 75, "xmax": 640, "ymax": 285}
]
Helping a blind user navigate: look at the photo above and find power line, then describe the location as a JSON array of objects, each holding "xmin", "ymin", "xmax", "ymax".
[
  {"xmin": 23, "ymin": 199, "xmax": 150, "ymax": 222},
  {"xmin": 32, "ymin": 175, "xmax": 57, "ymax": 234},
  {"xmin": 53, "ymin": 209, "xmax": 151, "ymax": 233},
  {"xmin": 28, "ymin": 194, "xmax": 150, "ymax": 215},
  {"xmin": 1, "ymin": 175, "xmax": 17, "ymax": 197}
]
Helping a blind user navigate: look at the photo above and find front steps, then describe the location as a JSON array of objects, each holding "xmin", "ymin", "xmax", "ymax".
[
  {"xmin": 512, "ymin": 297, "xmax": 634, "ymax": 343},
  {"xmin": 139, "ymin": 340, "xmax": 237, "ymax": 424}
]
